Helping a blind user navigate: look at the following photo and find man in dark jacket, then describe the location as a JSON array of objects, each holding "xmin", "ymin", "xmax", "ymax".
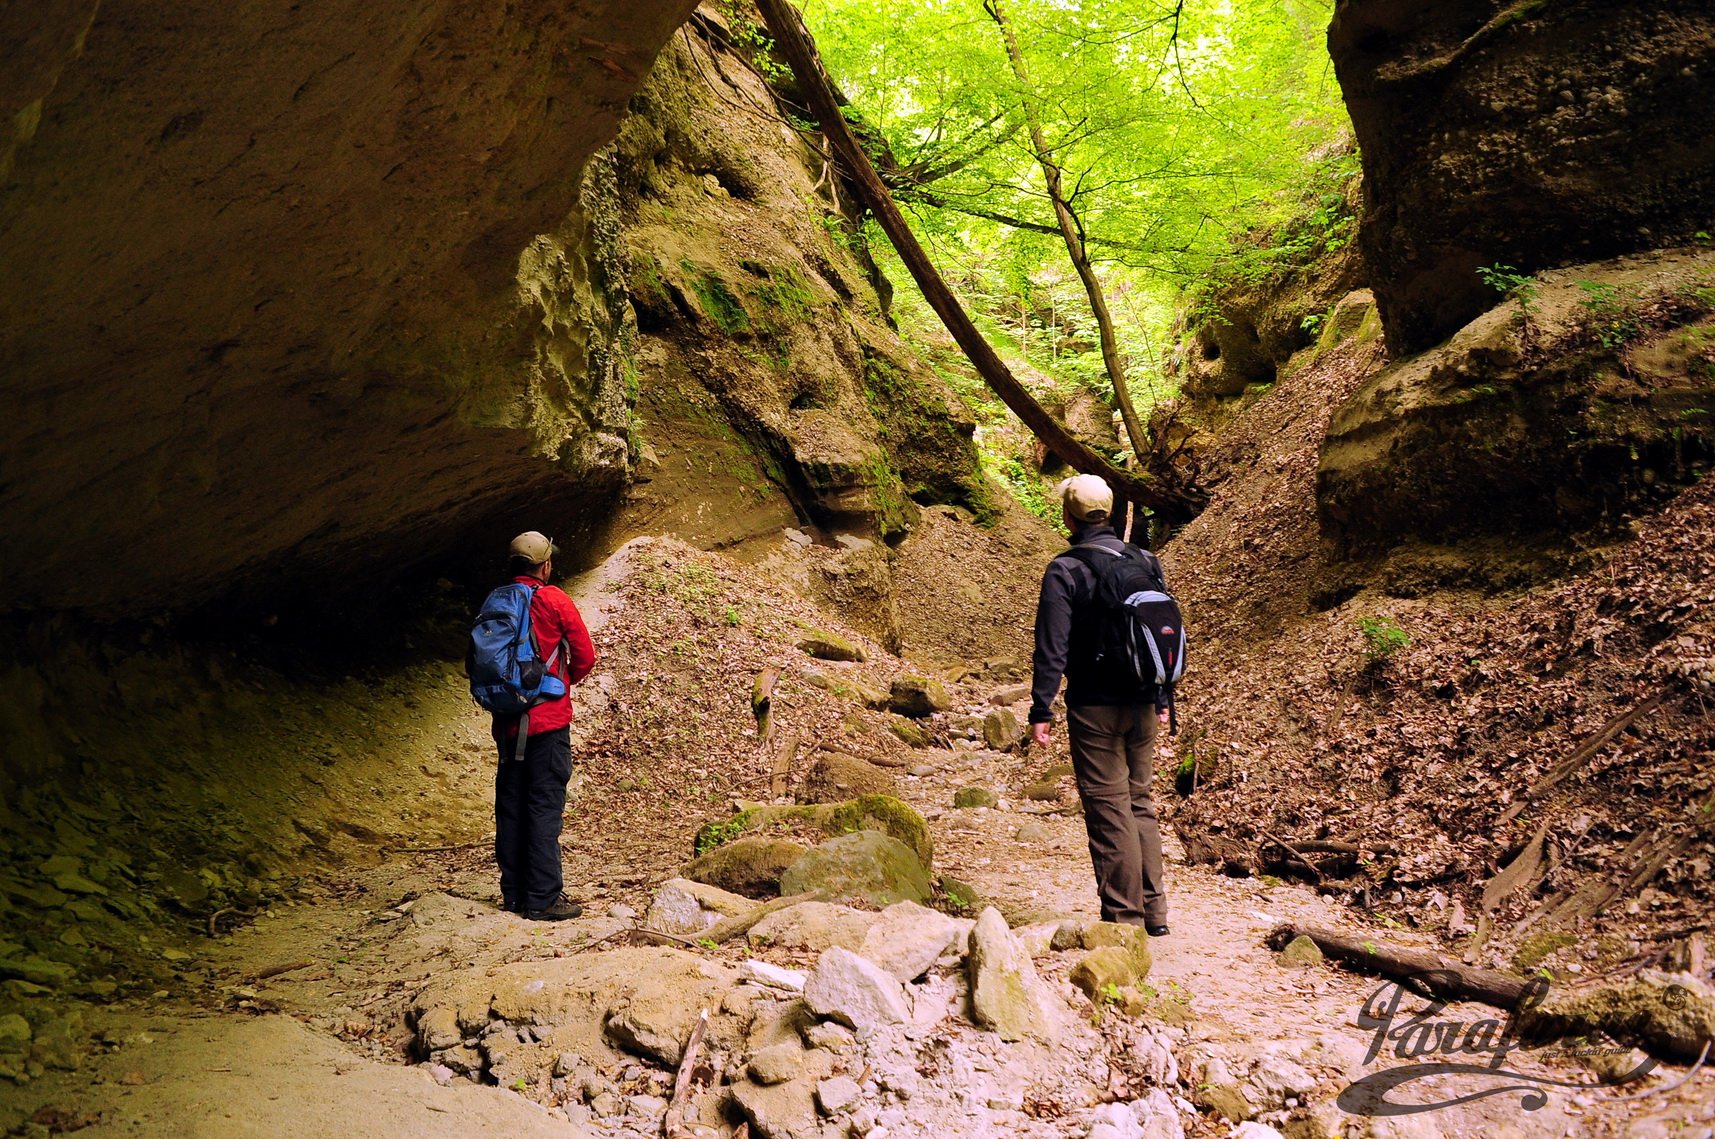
[
  {"xmin": 491, "ymin": 531, "xmax": 597, "ymax": 921},
  {"xmin": 1028, "ymin": 475, "xmax": 1171, "ymax": 935}
]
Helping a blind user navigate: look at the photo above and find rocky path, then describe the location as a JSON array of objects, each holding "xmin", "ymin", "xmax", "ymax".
[
  {"xmin": 6, "ymin": 728, "xmax": 1688, "ymax": 1139},
  {"xmin": 4, "ymin": 534, "xmax": 1709, "ymax": 1138}
]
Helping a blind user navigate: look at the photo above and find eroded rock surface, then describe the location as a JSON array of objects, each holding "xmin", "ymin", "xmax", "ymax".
[
  {"xmin": 1330, "ymin": 0, "xmax": 1715, "ymax": 354},
  {"xmin": 0, "ymin": 0, "xmax": 700, "ymax": 614}
]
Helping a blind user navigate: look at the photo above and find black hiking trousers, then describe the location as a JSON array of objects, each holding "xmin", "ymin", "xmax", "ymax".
[
  {"xmin": 1068, "ymin": 703, "xmax": 1167, "ymax": 927},
  {"xmin": 494, "ymin": 725, "xmax": 571, "ymax": 912}
]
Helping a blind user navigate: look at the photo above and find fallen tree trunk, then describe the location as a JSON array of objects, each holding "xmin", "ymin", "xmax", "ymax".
[
  {"xmin": 1267, "ymin": 922, "xmax": 1715, "ymax": 1062},
  {"xmin": 751, "ymin": 0, "xmax": 1200, "ymax": 522},
  {"xmin": 1267, "ymin": 922, "xmax": 1535, "ymax": 1006}
]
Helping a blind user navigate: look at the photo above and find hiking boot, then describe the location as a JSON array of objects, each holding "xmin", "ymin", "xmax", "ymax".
[
  {"xmin": 524, "ymin": 896, "xmax": 583, "ymax": 922},
  {"xmin": 1145, "ymin": 923, "xmax": 1169, "ymax": 937}
]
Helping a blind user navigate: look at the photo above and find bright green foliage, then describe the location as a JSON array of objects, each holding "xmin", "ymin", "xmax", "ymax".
[
  {"xmin": 1477, "ymin": 264, "xmax": 1539, "ymax": 318},
  {"xmin": 1357, "ymin": 616, "xmax": 1409, "ymax": 662},
  {"xmin": 805, "ymin": 0, "xmax": 1350, "ymax": 380},
  {"xmin": 793, "ymin": 0, "xmax": 1352, "ymax": 520},
  {"xmin": 1575, "ymin": 280, "xmax": 1641, "ymax": 348}
]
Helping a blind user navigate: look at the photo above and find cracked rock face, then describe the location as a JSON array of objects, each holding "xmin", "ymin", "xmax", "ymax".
[
  {"xmin": 1330, "ymin": 0, "xmax": 1715, "ymax": 355},
  {"xmin": 0, "ymin": 0, "xmax": 697, "ymax": 615}
]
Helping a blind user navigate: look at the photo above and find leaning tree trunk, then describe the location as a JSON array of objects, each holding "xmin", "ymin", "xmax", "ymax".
[
  {"xmin": 753, "ymin": 0, "xmax": 1197, "ymax": 520},
  {"xmin": 985, "ymin": 0, "xmax": 1151, "ymax": 470}
]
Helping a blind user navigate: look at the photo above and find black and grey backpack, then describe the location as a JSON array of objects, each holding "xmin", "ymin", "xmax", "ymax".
[{"xmin": 1067, "ymin": 543, "xmax": 1187, "ymax": 733}]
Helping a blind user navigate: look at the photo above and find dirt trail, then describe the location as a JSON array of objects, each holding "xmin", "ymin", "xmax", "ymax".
[{"xmin": 2, "ymin": 529, "xmax": 1707, "ymax": 1138}]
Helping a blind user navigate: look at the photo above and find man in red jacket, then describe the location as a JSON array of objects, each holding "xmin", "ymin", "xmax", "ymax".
[{"xmin": 492, "ymin": 531, "xmax": 597, "ymax": 921}]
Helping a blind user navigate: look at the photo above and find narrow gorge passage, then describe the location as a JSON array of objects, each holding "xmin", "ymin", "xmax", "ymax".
[{"xmin": 5, "ymin": 0, "xmax": 1714, "ymax": 1136}]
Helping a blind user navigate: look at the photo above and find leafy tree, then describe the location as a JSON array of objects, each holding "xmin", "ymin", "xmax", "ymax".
[{"xmin": 804, "ymin": 0, "xmax": 1350, "ymax": 386}]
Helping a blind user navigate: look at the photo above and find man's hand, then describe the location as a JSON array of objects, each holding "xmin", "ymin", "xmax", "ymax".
[
  {"xmin": 1158, "ymin": 709, "xmax": 1170, "ymax": 728},
  {"xmin": 1030, "ymin": 721, "xmax": 1052, "ymax": 748}
]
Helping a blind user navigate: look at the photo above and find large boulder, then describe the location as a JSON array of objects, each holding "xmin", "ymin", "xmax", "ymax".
[
  {"xmin": 855, "ymin": 901, "xmax": 964, "ymax": 982},
  {"xmin": 803, "ymin": 946, "xmax": 910, "ymax": 1035},
  {"xmin": 886, "ymin": 676, "xmax": 951, "ymax": 718},
  {"xmin": 1329, "ymin": 0, "xmax": 1715, "ymax": 355},
  {"xmin": 747, "ymin": 901, "xmax": 877, "ymax": 953},
  {"xmin": 682, "ymin": 837, "xmax": 809, "ymax": 899},
  {"xmin": 779, "ymin": 832, "xmax": 932, "ymax": 907},
  {"xmin": 796, "ymin": 753, "xmax": 898, "ymax": 805},
  {"xmin": 967, "ymin": 907, "xmax": 1058, "ymax": 1042},
  {"xmin": 693, "ymin": 796, "xmax": 933, "ymax": 870},
  {"xmin": 1319, "ymin": 247, "xmax": 1715, "ymax": 554}
]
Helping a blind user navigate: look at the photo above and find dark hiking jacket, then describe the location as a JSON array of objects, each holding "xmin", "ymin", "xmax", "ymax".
[{"xmin": 1028, "ymin": 524, "xmax": 1168, "ymax": 724}]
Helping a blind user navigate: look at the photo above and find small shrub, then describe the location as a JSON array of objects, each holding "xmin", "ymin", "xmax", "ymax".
[
  {"xmin": 1574, "ymin": 280, "xmax": 1641, "ymax": 348},
  {"xmin": 1477, "ymin": 264, "xmax": 1539, "ymax": 319},
  {"xmin": 1357, "ymin": 616, "xmax": 1410, "ymax": 662}
]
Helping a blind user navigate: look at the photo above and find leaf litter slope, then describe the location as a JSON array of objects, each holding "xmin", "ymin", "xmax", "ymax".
[{"xmin": 1161, "ymin": 329, "xmax": 1715, "ymax": 979}]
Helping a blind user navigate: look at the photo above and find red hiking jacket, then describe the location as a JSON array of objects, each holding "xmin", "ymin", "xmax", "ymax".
[{"xmin": 505, "ymin": 574, "xmax": 596, "ymax": 735}]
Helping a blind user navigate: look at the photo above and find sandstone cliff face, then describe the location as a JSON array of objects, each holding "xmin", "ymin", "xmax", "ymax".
[
  {"xmin": 1, "ymin": 0, "xmax": 696, "ymax": 616},
  {"xmin": 603, "ymin": 14, "xmax": 986, "ymax": 552},
  {"xmin": 1330, "ymin": 0, "xmax": 1715, "ymax": 356},
  {"xmin": 1318, "ymin": 247, "xmax": 1715, "ymax": 554}
]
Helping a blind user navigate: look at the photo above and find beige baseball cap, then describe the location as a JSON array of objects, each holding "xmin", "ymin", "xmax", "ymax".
[
  {"xmin": 509, "ymin": 531, "xmax": 557, "ymax": 564},
  {"xmin": 1057, "ymin": 474, "xmax": 1114, "ymax": 522}
]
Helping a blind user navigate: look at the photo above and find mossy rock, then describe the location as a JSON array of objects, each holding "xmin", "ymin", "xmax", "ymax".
[
  {"xmin": 1022, "ymin": 781, "xmax": 1061, "ymax": 802},
  {"xmin": 1039, "ymin": 763, "xmax": 1074, "ymax": 781},
  {"xmin": 1081, "ymin": 921, "xmax": 1153, "ymax": 980},
  {"xmin": 682, "ymin": 837, "xmax": 808, "ymax": 899},
  {"xmin": 850, "ymin": 682, "xmax": 891, "ymax": 711},
  {"xmin": 796, "ymin": 630, "xmax": 865, "ymax": 663},
  {"xmin": 937, "ymin": 875, "xmax": 983, "ymax": 914},
  {"xmin": 953, "ymin": 787, "xmax": 998, "ymax": 810},
  {"xmin": 1522, "ymin": 972, "xmax": 1715, "ymax": 1063},
  {"xmin": 887, "ymin": 676, "xmax": 951, "ymax": 718},
  {"xmin": 1277, "ymin": 934, "xmax": 1324, "ymax": 969},
  {"xmin": 887, "ymin": 717, "xmax": 932, "ymax": 748},
  {"xmin": 779, "ymin": 832, "xmax": 931, "ymax": 907},
  {"xmin": 1069, "ymin": 947, "xmax": 1138, "ymax": 1002},
  {"xmin": 797, "ymin": 753, "xmax": 898, "ymax": 804},
  {"xmin": 692, "ymin": 795, "xmax": 932, "ymax": 870}
]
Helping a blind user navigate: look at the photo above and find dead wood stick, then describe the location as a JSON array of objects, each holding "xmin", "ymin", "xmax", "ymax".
[
  {"xmin": 753, "ymin": 668, "xmax": 780, "ymax": 745},
  {"xmin": 702, "ymin": 891, "xmax": 823, "ymax": 944},
  {"xmin": 1498, "ymin": 691, "xmax": 1668, "ymax": 825},
  {"xmin": 750, "ymin": 0, "xmax": 1194, "ymax": 519},
  {"xmin": 1266, "ymin": 922, "xmax": 1535, "ymax": 1008},
  {"xmin": 1285, "ymin": 840, "xmax": 1396, "ymax": 857},
  {"xmin": 769, "ymin": 731, "xmax": 801, "ymax": 799},
  {"xmin": 1642, "ymin": 922, "xmax": 1713, "ymax": 942},
  {"xmin": 1260, "ymin": 831, "xmax": 1323, "ymax": 884},
  {"xmin": 387, "ymin": 840, "xmax": 489, "ymax": 854},
  {"xmin": 663, "ymin": 1008, "xmax": 709, "ymax": 1139},
  {"xmin": 254, "ymin": 960, "xmax": 315, "ymax": 981}
]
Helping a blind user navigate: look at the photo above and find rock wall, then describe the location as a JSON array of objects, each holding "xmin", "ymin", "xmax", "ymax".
[
  {"xmin": 0, "ymin": 0, "xmax": 698, "ymax": 617},
  {"xmin": 603, "ymin": 13, "xmax": 987, "ymax": 553},
  {"xmin": 1330, "ymin": 0, "xmax": 1715, "ymax": 356},
  {"xmin": 1318, "ymin": 247, "xmax": 1715, "ymax": 555}
]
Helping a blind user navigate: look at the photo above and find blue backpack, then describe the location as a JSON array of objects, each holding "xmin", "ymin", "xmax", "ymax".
[{"xmin": 468, "ymin": 583, "xmax": 567, "ymax": 716}]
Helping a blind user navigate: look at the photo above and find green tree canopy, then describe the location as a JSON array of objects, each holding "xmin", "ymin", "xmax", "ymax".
[{"xmin": 801, "ymin": 0, "xmax": 1352, "ymax": 385}]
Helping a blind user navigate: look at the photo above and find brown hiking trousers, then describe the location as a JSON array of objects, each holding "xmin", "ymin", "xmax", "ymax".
[{"xmin": 1068, "ymin": 703, "xmax": 1166, "ymax": 926}]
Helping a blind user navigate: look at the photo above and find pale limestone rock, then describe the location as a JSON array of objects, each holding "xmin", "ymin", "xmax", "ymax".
[
  {"xmin": 856, "ymin": 900, "xmax": 961, "ymax": 981},
  {"xmin": 816, "ymin": 1074, "xmax": 861, "ymax": 1115},
  {"xmin": 804, "ymin": 946, "xmax": 909, "ymax": 1036},
  {"xmin": 749, "ymin": 901, "xmax": 876, "ymax": 953},
  {"xmin": 739, "ymin": 959, "xmax": 807, "ymax": 992},
  {"xmin": 967, "ymin": 907, "xmax": 1056, "ymax": 1042},
  {"xmin": 749, "ymin": 1042, "xmax": 807, "ymax": 1086}
]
